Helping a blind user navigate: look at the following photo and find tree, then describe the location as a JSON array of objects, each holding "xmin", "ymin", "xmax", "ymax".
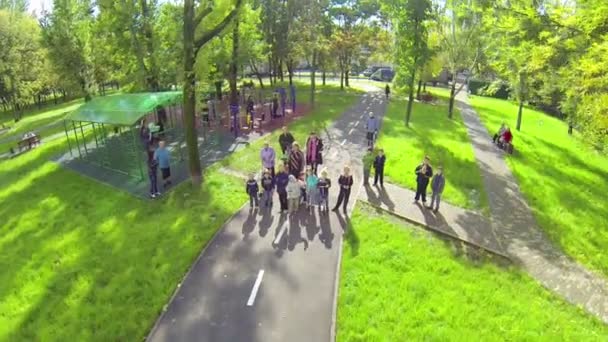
[
  {"xmin": 383, "ymin": 0, "xmax": 432, "ymax": 125},
  {"xmin": 183, "ymin": 0, "xmax": 243, "ymax": 185},
  {"xmin": 435, "ymin": 0, "xmax": 484, "ymax": 119},
  {"xmin": 40, "ymin": 0, "xmax": 95, "ymax": 101},
  {"xmin": 0, "ymin": 0, "xmax": 28, "ymax": 13}
]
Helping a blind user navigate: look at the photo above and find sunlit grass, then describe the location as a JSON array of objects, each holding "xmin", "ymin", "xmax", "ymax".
[
  {"xmin": 337, "ymin": 206, "xmax": 608, "ymax": 341},
  {"xmin": 470, "ymin": 95, "xmax": 608, "ymax": 277},
  {"xmin": 0, "ymin": 133, "xmax": 246, "ymax": 341},
  {"xmin": 377, "ymin": 95, "xmax": 488, "ymax": 212}
]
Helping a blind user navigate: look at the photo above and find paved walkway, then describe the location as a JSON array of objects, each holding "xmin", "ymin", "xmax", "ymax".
[
  {"xmin": 358, "ymin": 183, "xmax": 507, "ymax": 258},
  {"xmin": 146, "ymin": 91, "xmax": 388, "ymax": 342},
  {"xmin": 456, "ymin": 90, "xmax": 608, "ymax": 323}
]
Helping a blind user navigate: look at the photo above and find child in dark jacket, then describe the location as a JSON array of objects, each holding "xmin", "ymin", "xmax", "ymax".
[
  {"xmin": 261, "ymin": 169, "xmax": 275, "ymax": 207},
  {"xmin": 317, "ymin": 170, "xmax": 332, "ymax": 212},
  {"xmin": 246, "ymin": 173, "xmax": 259, "ymax": 208}
]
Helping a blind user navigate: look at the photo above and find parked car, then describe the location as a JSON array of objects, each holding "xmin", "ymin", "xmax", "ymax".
[{"xmin": 370, "ymin": 68, "xmax": 395, "ymax": 82}]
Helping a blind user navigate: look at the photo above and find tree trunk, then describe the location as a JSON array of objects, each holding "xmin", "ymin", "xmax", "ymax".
[
  {"xmin": 406, "ymin": 67, "xmax": 416, "ymax": 126},
  {"xmin": 278, "ymin": 59, "xmax": 284, "ymax": 82},
  {"xmin": 250, "ymin": 60, "xmax": 264, "ymax": 89},
  {"xmin": 322, "ymin": 70, "xmax": 326, "ymax": 85},
  {"xmin": 345, "ymin": 68, "xmax": 350, "ymax": 87},
  {"xmin": 516, "ymin": 98, "xmax": 524, "ymax": 131},
  {"xmin": 183, "ymin": 0, "xmax": 202, "ymax": 185},
  {"xmin": 568, "ymin": 123, "xmax": 573, "ymax": 135},
  {"xmin": 268, "ymin": 57, "xmax": 273, "ymax": 86},
  {"xmin": 310, "ymin": 51, "xmax": 317, "ymax": 106},
  {"xmin": 423, "ymin": 82, "xmax": 426, "ymax": 92},
  {"xmin": 215, "ymin": 81, "xmax": 223, "ymax": 100},
  {"xmin": 448, "ymin": 80, "xmax": 456, "ymax": 119},
  {"xmin": 340, "ymin": 70, "xmax": 344, "ymax": 90},
  {"xmin": 416, "ymin": 79, "xmax": 423, "ymax": 99},
  {"xmin": 141, "ymin": 0, "xmax": 159, "ymax": 91},
  {"xmin": 229, "ymin": 17, "xmax": 240, "ymax": 131},
  {"xmin": 516, "ymin": 73, "xmax": 525, "ymax": 131},
  {"xmin": 287, "ymin": 59, "xmax": 294, "ymax": 85}
]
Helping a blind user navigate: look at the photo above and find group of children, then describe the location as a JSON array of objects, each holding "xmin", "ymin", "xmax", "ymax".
[{"xmin": 246, "ymin": 165, "xmax": 333, "ymax": 214}]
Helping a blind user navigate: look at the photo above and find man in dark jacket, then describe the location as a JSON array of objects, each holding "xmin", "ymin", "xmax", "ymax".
[
  {"xmin": 279, "ymin": 126, "xmax": 295, "ymax": 156},
  {"xmin": 429, "ymin": 166, "xmax": 445, "ymax": 212},
  {"xmin": 373, "ymin": 149, "xmax": 386, "ymax": 187},
  {"xmin": 275, "ymin": 165, "xmax": 290, "ymax": 213},
  {"xmin": 414, "ymin": 156, "xmax": 433, "ymax": 203}
]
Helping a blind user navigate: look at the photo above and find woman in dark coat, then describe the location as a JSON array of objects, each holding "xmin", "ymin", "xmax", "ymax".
[
  {"xmin": 288, "ymin": 142, "xmax": 304, "ymax": 177},
  {"xmin": 305, "ymin": 132, "xmax": 323, "ymax": 174}
]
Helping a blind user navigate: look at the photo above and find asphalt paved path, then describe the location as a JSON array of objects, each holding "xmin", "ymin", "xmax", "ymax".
[{"xmin": 147, "ymin": 91, "xmax": 387, "ymax": 342}]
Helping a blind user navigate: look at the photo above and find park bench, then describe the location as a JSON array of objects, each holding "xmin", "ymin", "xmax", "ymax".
[{"xmin": 18, "ymin": 133, "xmax": 41, "ymax": 152}]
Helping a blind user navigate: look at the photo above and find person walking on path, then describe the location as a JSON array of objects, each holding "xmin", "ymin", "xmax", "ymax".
[
  {"xmin": 246, "ymin": 173, "xmax": 260, "ymax": 208},
  {"xmin": 332, "ymin": 165, "xmax": 354, "ymax": 215},
  {"xmin": 428, "ymin": 166, "xmax": 445, "ymax": 213},
  {"xmin": 305, "ymin": 166, "xmax": 319, "ymax": 211},
  {"xmin": 385, "ymin": 84, "xmax": 391, "ymax": 99},
  {"xmin": 305, "ymin": 132, "xmax": 323, "ymax": 174},
  {"xmin": 287, "ymin": 174, "xmax": 301, "ymax": 214},
  {"xmin": 279, "ymin": 126, "xmax": 295, "ymax": 156},
  {"xmin": 373, "ymin": 148, "xmax": 386, "ymax": 187},
  {"xmin": 366, "ymin": 112, "xmax": 379, "ymax": 148},
  {"xmin": 362, "ymin": 148, "xmax": 374, "ymax": 186},
  {"xmin": 414, "ymin": 156, "xmax": 433, "ymax": 204},
  {"xmin": 275, "ymin": 165, "xmax": 290, "ymax": 213},
  {"xmin": 154, "ymin": 140, "xmax": 172, "ymax": 189},
  {"xmin": 261, "ymin": 169, "xmax": 274, "ymax": 208},
  {"xmin": 289, "ymin": 142, "xmax": 305, "ymax": 177},
  {"xmin": 317, "ymin": 170, "xmax": 332, "ymax": 213},
  {"xmin": 148, "ymin": 154, "xmax": 160, "ymax": 199},
  {"xmin": 260, "ymin": 141, "xmax": 276, "ymax": 178}
]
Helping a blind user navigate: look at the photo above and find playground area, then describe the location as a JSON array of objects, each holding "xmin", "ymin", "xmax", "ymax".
[{"xmin": 57, "ymin": 88, "xmax": 311, "ymax": 198}]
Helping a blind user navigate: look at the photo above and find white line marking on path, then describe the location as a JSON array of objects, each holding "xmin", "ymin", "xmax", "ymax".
[
  {"xmin": 247, "ymin": 270, "xmax": 265, "ymax": 306},
  {"xmin": 340, "ymin": 139, "xmax": 347, "ymax": 146},
  {"xmin": 273, "ymin": 219, "xmax": 289, "ymax": 245},
  {"xmin": 348, "ymin": 128, "xmax": 355, "ymax": 135},
  {"xmin": 354, "ymin": 121, "xmax": 359, "ymax": 127}
]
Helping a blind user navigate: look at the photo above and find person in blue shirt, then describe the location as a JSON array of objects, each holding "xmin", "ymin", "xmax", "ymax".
[{"xmin": 153, "ymin": 140, "xmax": 172, "ymax": 188}]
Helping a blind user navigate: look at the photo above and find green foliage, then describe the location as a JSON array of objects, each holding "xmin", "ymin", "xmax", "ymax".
[{"xmin": 337, "ymin": 207, "xmax": 608, "ymax": 341}]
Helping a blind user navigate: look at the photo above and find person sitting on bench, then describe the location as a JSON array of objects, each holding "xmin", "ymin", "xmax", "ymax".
[{"xmin": 493, "ymin": 123, "xmax": 506, "ymax": 143}]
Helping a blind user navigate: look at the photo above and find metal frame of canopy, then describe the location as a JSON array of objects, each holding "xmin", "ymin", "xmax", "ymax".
[{"xmin": 63, "ymin": 92, "xmax": 184, "ymax": 181}]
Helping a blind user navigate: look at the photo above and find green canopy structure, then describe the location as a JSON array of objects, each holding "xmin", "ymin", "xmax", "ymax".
[
  {"xmin": 63, "ymin": 92, "xmax": 185, "ymax": 181},
  {"xmin": 66, "ymin": 92, "xmax": 182, "ymax": 126}
]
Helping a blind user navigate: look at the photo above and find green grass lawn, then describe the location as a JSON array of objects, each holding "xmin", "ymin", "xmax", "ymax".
[
  {"xmin": 337, "ymin": 206, "xmax": 608, "ymax": 341},
  {"xmin": 470, "ymin": 96, "xmax": 608, "ymax": 278},
  {"xmin": 377, "ymin": 95, "xmax": 489, "ymax": 212},
  {"xmin": 0, "ymin": 135, "xmax": 247, "ymax": 341},
  {"xmin": 221, "ymin": 83, "xmax": 363, "ymax": 174}
]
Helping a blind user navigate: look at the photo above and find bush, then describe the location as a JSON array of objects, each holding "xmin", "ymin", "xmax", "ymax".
[{"xmin": 468, "ymin": 79, "xmax": 510, "ymax": 99}]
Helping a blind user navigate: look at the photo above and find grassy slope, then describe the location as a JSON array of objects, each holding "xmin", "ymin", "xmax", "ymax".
[
  {"xmin": 470, "ymin": 95, "xmax": 608, "ymax": 277},
  {"xmin": 0, "ymin": 134, "xmax": 246, "ymax": 341},
  {"xmin": 337, "ymin": 206, "xmax": 608, "ymax": 341},
  {"xmin": 377, "ymin": 94, "xmax": 489, "ymax": 212},
  {"xmin": 222, "ymin": 84, "xmax": 363, "ymax": 174}
]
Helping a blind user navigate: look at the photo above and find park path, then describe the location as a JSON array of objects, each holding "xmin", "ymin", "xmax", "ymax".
[
  {"xmin": 146, "ymin": 90, "xmax": 387, "ymax": 342},
  {"xmin": 456, "ymin": 90, "xmax": 608, "ymax": 323}
]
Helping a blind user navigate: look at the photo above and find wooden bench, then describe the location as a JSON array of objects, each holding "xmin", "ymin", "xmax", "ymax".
[{"xmin": 17, "ymin": 134, "xmax": 41, "ymax": 152}]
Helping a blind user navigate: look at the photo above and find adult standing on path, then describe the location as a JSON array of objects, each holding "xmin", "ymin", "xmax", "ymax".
[
  {"xmin": 366, "ymin": 112, "xmax": 379, "ymax": 148},
  {"xmin": 332, "ymin": 165, "xmax": 354, "ymax": 215},
  {"xmin": 385, "ymin": 84, "xmax": 390, "ymax": 99},
  {"xmin": 289, "ymin": 142, "xmax": 305, "ymax": 177},
  {"xmin": 428, "ymin": 166, "xmax": 445, "ymax": 213},
  {"xmin": 305, "ymin": 132, "xmax": 323, "ymax": 174},
  {"xmin": 373, "ymin": 148, "xmax": 386, "ymax": 187},
  {"xmin": 260, "ymin": 141, "xmax": 276, "ymax": 178},
  {"xmin": 414, "ymin": 156, "xmax": 433, "ymax": 204},
  {"xmin": 275, "ymin": 165, "xmax": 290, "ymax": 213},
  {"xmin": 279, "ymin": 126, "xmax": 295, "ymax": 156}
]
